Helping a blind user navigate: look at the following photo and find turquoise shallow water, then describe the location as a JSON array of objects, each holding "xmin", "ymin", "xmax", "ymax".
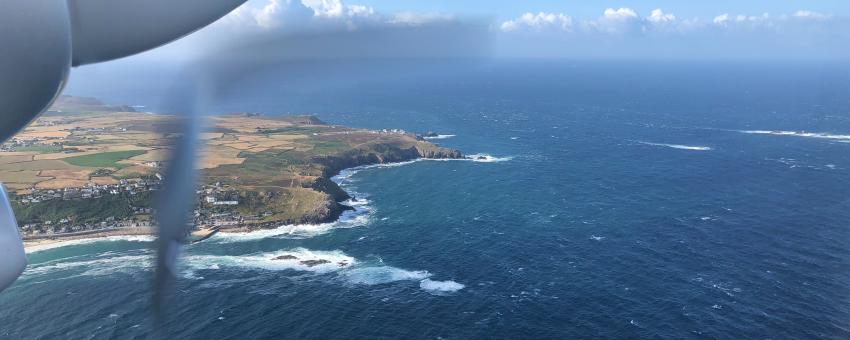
[{"xmin": 2, "ymin": 61, "xmax": 850, "ymax": 338}]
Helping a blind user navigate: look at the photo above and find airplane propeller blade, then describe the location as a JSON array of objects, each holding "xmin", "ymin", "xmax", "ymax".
[
  {"xmin": 152, "ymin": 100, "xmax": 203, "ymax": 320},
  {"xmin": 69, "ymin": 0, "xmax": 245, "ymax": 66},
  {"xmin": 0, "ymin": 185, "xmax": 27, "ymax": 292}
]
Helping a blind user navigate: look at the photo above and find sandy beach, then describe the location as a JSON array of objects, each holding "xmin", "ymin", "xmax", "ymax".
[
  {"xmin": 23, "ymin": 227, "xmax": 156, "ymax": 252},
  {"xmin": 22, "ymin": 227, "xmax": 219, "ymax": 253}
]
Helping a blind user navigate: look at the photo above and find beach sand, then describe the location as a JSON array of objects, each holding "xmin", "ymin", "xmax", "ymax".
[{"xmin": 22, "ymin": 227, "xmax": 219, "ymax": 253}]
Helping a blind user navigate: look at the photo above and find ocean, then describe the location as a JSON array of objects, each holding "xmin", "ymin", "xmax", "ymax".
[{"xmin": 2, "ymin": 60, "xmax": 850, "ymax": 338}]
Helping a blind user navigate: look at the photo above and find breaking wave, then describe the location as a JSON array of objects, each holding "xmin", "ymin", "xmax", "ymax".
[
  {"xmin": 422, "ymin": 134, "xmax": 456, "ymax": 140},
  {"xmin": 738, "ymin": 130, "xmax": 850, "ymax": 141},
  {"xmin": 637, "ymin": 141, "xmax": 713, "ymax": 151},
  {"xmin": 212, "ymin": 207, "xmax": 371, "ymax": 242},
  {"xmin": 185, "ymin": 248, "xmax": 356, "ymax": 275},
  {"xmin": 463, "ymin": 153, "xmax": 514, "ymax": 162},
  {"xmin": 23, "ymin": 247, "xmax": 465, "ymax": 293},
  {"xmin": 186, "ymin": 248, "xmax": 465, "ymax": 293}
]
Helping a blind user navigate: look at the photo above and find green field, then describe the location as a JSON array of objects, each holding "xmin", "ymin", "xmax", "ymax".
[
  {"xmin": 13, "ymin": 145, "xmax": 63, "ymax": 153},
  {"xmin": 63, "ymin": 150, "xmax": 146, "ymax": 169}
]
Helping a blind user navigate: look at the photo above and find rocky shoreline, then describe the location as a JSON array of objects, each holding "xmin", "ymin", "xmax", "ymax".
[
  {"xmin": 221, "ymin": 144, "xmax": 463, "ymax": 233},
  {"xmin": 20, "ymin": 144, "xmax": 463, "ymax": 248}
]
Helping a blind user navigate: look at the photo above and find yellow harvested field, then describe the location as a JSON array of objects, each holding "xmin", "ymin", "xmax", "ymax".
[
  {"xmin": 0, "ymin": 155, "xmax": 34, "ymax": 164},
  {"xmin": 90, "ymin": 176, "xmax": 119, "ymax": 185},
  {"xmin": 200, "ymin": 133, "xmax": 224, "ymax": 140},
  {"xmin": 0, "ymin": 152, "xmax": 39, "ymax": 157},
  {"xmin": 0, "ymin": 171, "xmax": 45, "ymax": 184},
  {"xmin": 36, "ymin": 179, "xmax": 89, "ymax": 189},
  {"xmin": 222, "ymin": 142, "xmax": 255, "ymax": 150},
  {"xmin": 15, "ymin": 130, "xmax": 70, "ymax": 139},
  {"xmin": 199, "ymin": 146, "xmax": 245, "ymax": 169},
  {"xmin": 6, "ymin": 183, "xmax": 33, "ymax": 192},
  {"xmin": 0, "ymin": 160, "xmax": 80, "ymax": 171},
  {"xmin": 39, "ymin": 169, "xmax": 93, "ymax": 179}
]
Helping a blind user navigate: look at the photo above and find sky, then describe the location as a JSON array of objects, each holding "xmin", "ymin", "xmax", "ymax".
[
  {"xmin": 348, "ymin": 0, "xmax": 850, "ymax": 20},
  {"xmin": 81, "ymin": 0, "xmax": 850, "ymax": 63}
]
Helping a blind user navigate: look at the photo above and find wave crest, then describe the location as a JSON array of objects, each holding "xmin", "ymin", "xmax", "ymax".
[
  {"xmin": 422, "ymin": 134, "xmax": 456, "ymax": 140},
  {"xmin": 739, "ymin": 130, "xmax": 850, "ymax": 141},
  {"xmin": 637, "ymin": 141, "xmax": 712, "ymax": 151}
]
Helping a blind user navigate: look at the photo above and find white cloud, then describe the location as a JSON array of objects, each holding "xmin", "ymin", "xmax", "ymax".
[
  {"xmin": 389, "ymin": 12, "xmax": 454, "ymax": 26},
  {"xmin": 792, "ymin": 10, "xmax": 829, "ymax": 20},
  {"xmin": 301, "ymin": 0, "xmax": 344, "ymax": 18},
  {"xmin": 647, "ymin": 9, "xmax": 676, "ymax": 23},
  {"xmin": 346, "ymin": 5, "xmax": 375, "ymax": 18},
  {"xmin": 499, "ymin": 12, "xmax": 573, "ymax": 32},
  {"xmin": 602, "ymin": 8, "xmax": 638, "ymax": 21},
  {"xmin": 713, "ymin": 13, "xmax": 730, "ymax": 26},
  {"xmin": 215, "ymin": 0, "xmax": 381, "ymax": 31},
  {"xmin": 587, "ymin": 7, "xmax": 643, "ymax": 34},
  {"xmin": 255, "ymin": 0, "xmax": 284, "ymax": 29},
  {"xmin": 500, "ymin": 8, "xmax": 696, "ymax": 35}
]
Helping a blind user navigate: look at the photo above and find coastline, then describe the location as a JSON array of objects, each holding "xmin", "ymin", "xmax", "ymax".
[
  {"xmin": 219, "ymin": 146, "xmax": 465, "ymax": 233},
  {"xmin": 22, "ymin": 152, "xmax": 509, "ymax": 251},
  {"xmin": 23, "ymin": 226, "xmax": 219, "ymax": 253}
]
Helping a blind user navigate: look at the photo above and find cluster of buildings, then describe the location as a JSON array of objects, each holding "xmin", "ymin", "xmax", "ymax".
[
  {"xmin": 18, "ymin": 177, "xmax": 161, "ymax": 204},
  {"xmin": 376, "ymin": 128, "xmax": 407, "ymax": 135},
  {"xmin": 15, "ymin": 179, "xmax": 283, "ymax": 237},
  {"xmin": 0, "ymin": 138, "xmax": 49, "ymax": 151},
  {"xmin": 20, "ymin": 217, "xmax": 153, "ymax": 237}
]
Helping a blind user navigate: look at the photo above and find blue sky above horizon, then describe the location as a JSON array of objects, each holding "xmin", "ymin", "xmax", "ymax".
[
  {"xmin": 91, "ymin": 0, "xmax": 850, "ymax": 63},
  {"xmin": 338, "ymin": 0, "xmax": 850, "ymax": 20}
]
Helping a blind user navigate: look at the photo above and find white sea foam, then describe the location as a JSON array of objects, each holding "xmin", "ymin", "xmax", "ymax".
[
  {"xmin": 423, "ymin": 134, "xmax": 456, "ymax": 140},
  {"xmin": 419, "ymin": 279, "xmax": 465, "ymax": 293},
  {"xmin": 341, "ymin": 267, "xmax": 430, "ymax": 285},
  {"xmin": 25, "ymin": 235, "xmax": 156, "ymax": 254},
  {"xmin": 739, "ymin": 130, "xmax": 850, "ymax": 141},
  {"xmin": 25, "ymin": 246, "xmax": 465, "ymax": 293},
  {"xmin": 462, "ymin": 153, "xmax": 514, "ymax": 162},
  {"xmin": 637, "ymin": 141, "xmax": 713, "ymax": 151},
  {"xmin": 184, "ymin": 248, "xmax": 356, "ymax": 274},
  {"xmin": 213, "ymin": 209, "xmax": 370, "ymax": 242},
  {"xmin": 187, "ymin": 248, "xmax": 463, "ymax": 292}
]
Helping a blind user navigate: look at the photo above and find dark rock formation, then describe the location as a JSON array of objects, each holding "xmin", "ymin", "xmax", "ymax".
[{"xmin": 300, "ymin": 259, "xmax": 331, "ymax": 267}]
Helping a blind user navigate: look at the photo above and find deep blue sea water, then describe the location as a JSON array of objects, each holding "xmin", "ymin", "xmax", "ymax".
[{"xmin": 2, "ymin": 61, "xmax": 850, "ymax": 338}]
